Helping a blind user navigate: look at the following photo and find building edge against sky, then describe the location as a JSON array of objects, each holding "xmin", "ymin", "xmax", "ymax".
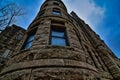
[{"xmin": 0, "ymin": 0, "xmax": 120, "ymax": 80}]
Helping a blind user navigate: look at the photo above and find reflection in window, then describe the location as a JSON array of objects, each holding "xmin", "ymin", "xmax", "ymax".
[
  {"xmin": 50, "ymin": 27, "xmax": 67, "ymax": 46},
  {"xmin": 22, "ymin": 34, "xmax": 35, "ymax": 50},
  {"xmin": 52, "ymin": 8, "xmax": 61, "ymax": 15},
  {"xmin": 2, "ymin": 49, "xmax": 10, "ymax": 58}
]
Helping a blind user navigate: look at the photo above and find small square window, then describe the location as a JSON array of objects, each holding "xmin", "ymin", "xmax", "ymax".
[
  {"xmin": 51, "ymin": 37, "xmax": 66, "ymax": 46},
  {"xmin": 52, "ymin": 8, "xmax": 61, "ymax": 15},
  {"xmin": 53, "ymin": 2, "xmax": 59, "ymax": 5}
]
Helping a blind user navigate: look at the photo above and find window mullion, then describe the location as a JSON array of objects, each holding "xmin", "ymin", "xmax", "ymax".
[
  {"xmin": 52, "ymin": 36, "xmax": 65, "ymax": 39},
  {"xmin": 26, "ymin": 40, "xmax": 33, "ymax": 44}
]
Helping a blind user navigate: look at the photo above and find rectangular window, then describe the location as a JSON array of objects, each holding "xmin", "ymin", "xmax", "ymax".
[
  {"xmin": 52, "ymin": 8, "xmax": 61, "ymax": 15},
  {"xmin": 22, "ymin": 33, "xmax": 35, "ymax": 50},
  {"xmin": 50, "ymin": 27, "xmax": 68, "ymax": 46},
  {"xmin": 53, "ymin": 11, "xmax": 61, "ymax": 15}
]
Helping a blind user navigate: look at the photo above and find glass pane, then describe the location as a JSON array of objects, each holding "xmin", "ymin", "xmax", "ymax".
[
  {"xmin": 52, "ymin": 30, "xmax": 65, "ymax": 37},
  {"xmin": 51, "ymin": 37, "xmax": 66, "ymax": 46},
  {"xmin": 27, "ymin": 34, "xmax": 35, "ymax": 42},
  {"xmin": 24, "ymin": 42, "xmax": 32, "ymax": 49},
  {"xmin": 53, "ymin": 11, "xmax": 61, "ymax": 15}
]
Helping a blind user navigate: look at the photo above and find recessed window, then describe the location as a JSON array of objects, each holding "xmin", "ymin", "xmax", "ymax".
[
  {"xmin": 52, "ymin": 8, "xmax": 61, "ymax": 15},
  {"xmin": 22, "ymin": 34, "xmax": 35, "ymax": 50},
  {"xmin": 21, "ymin": 28, "xmax": 37, "ymax": 50},
  {"xmin": 53, "ymin": 11, "xmax": 61, "ymax": 15},
  {"xmin": 50, "ymin": 27, "xmax": 68, "ymax": 46},
  {"xmin": 53, "ymin": 2, "xmax": 59, "ymax": 5}
]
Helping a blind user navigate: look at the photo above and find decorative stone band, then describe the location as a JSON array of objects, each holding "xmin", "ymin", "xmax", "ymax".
[{"xmin": 0, "ymin": 59, "xmax": 98, "ymax": 76}]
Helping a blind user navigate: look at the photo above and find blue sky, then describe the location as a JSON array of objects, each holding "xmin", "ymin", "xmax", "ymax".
[{"xmin": 1, "ymin": 0, "xmax": 120, "ymax": 58}]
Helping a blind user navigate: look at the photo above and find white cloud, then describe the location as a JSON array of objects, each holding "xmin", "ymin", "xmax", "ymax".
[{"xmin": 63, "ymin": 0, "xmax": 105, "ymax": 30}]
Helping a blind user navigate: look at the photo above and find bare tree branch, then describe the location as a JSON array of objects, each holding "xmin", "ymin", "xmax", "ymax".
[{"xmin": 0, "ymin": 2, "xmax": 25, "ymax": 31}]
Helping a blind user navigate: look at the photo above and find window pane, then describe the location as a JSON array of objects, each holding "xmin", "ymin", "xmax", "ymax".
[
  {"xmin": 51, "ymin": 37, "xmax": 66, "ymax": 46},
  {"xmin": 52, "ymin": 30, "xmax": 64, "ymax": 37},
  {"xmin": 22, "ymin": 34, "xmax": 35, "ymax": 50},
  {"xmin": 53, "ymin": 11, "xmax": 61, "ymax": 15},
  {"xmin": 24, "ymin": 42, "xmax": 32, "ymax": 49},
  {"xmin": 27, "ymin": 34, "xmax": 35, "ymax": 42},
  {"xmin": 2, "ymin": 49, "xmax": 10, "ymax": 58}
]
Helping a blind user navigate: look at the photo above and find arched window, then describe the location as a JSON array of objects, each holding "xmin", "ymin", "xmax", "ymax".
[{"xmin": 52, "ymin": 8, "xmax": 61, "ymax": 15}]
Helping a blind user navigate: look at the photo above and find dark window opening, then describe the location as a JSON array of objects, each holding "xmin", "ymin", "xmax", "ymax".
[
  {"xmin": 50, "ymin": 26, "xmax": 68, "ymax": 46},
  {"xmin": 22, "ymin": 34, "xmax": 35, "ymax": 50},
  {"xmin": 21, "ymin": 29, "xmax": 37, "ymax": 50},
  {"xmin": 52, "ymin": 8, "xmax": 61, "ymax": 15},
  {"xmin": 53, "ymin": 11, "xmax": 61, "ymax": 15},
  {"xmin": 84, "ymin": 45, "xmax": 88, "ymax": 50},
  {"xmin": 53, "ymin": 2, "xmax": 59, "ymax": 5}
]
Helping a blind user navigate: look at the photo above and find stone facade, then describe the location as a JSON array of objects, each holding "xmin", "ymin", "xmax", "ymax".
[
  {"xmin": 0, "ymin": 0, "xmax": 120, "ymax": 80},
  {"xmin": 0, "ymin": 24, "xmax": 25, "ymax": 70}
]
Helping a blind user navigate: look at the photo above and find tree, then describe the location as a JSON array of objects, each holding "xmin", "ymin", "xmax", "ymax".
[{"xmin": 0, "ymin": 3, "xmax": 25, "ymax": 31}]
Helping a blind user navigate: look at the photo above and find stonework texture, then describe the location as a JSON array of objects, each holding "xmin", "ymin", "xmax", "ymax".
[
  {"xmin": 0, "ymin": 24, "xmax": 25, "ymax": 70},
  {"xmin": 0, "ymin": 0, "xmax": 120, "ymax": 80}
]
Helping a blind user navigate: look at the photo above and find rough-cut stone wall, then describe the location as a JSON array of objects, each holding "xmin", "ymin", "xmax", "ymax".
[
  {"xmin": 71, "ymin": 11, "xmax": 120, "ymax": 79},
  {"xmin": 0, "ymin": 24, "xmax": 25, "ymax": 70},
  {"xmin": 0, "ymin": 0, "xmax": 120, "ymax": 80}
]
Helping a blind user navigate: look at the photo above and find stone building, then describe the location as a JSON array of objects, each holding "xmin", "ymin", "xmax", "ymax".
[
  {"xmin": 0, "ymin": 24, "xmax": 25, "ymax": 69},
  {"xmin": 0, "ymin": 0, "xmax": 120, "ymax": 80}
]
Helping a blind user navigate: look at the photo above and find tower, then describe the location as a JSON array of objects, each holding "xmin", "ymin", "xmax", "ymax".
[{"xmin": 0, "ymin": 0, "xmax": 120, "ymax": 80}]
